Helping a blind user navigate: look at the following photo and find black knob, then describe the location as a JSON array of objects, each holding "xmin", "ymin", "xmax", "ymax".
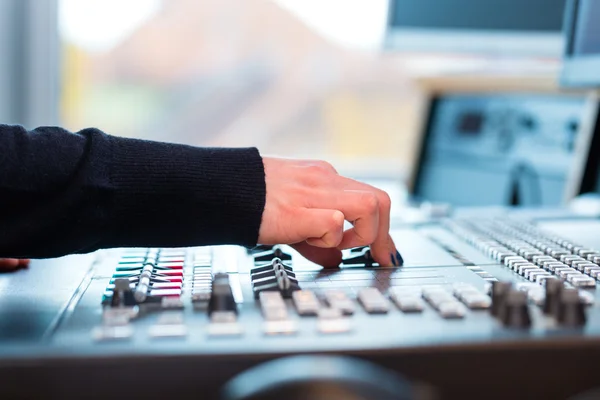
[
  {"xmin": 499, "ymin": 289, "xmax": 531, "ymax": 328},
  {"xmin": 208, "ymin": 273, "xmax": 237, "ymax": 315},
  {"xmin": 490, "ymin": 281, "xmax": 512, "ymax": 317},
  {"xmin": 110, "ymin": 278, "xmax": 137, "ymax": 307},
  {"xmin": 556, "ymin": 288, "xmax": 586, "ymax": 327},
  {"xmin": 543, "ymin": 279, "xmax": 564, "ymax": 315}
]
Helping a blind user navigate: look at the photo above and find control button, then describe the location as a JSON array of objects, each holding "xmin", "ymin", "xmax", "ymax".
[
  {"xmin": 571, "ymin": 260, "xmax": 593, "ymax": 270},
  {"xmin": 526, "ymin": 269, "xmax": 549, "ymax": 282},
  {"xmin": 317, "ymin": 308, "xmax": 351, "ymax": 334},
  {"xmin": 556, "ymin": 288, "xmax": 587, "ymax": 327},
  {"xmin": 259, "ymin": 291, "xmax": 288, "ymax": 321},
  {"xmin": 389, "ymin": 287, "xmax": 425, "ymax": 312},
  {"xmin": 541, "ymin": 261, "xmax": 566, "ymax": 272},
  {"xmin": 437, "ymin": 302, "xmax": 467, "ymax": 319},
  {"xmin": 148, "ymin": 324, "xmax": 188, "ymax": 338},
  {"xmin": 92, "ymin": 325, "xmax": 133, "ymax": 342},
  {"xmin": 149, "ymin": 288, "xmax": 182, "ymax": 297},
  {"xmin": 567, "ymin": 274, "xmax": 596, "ymax": 288},
  {"xmin": 517, "ymin": 264, "xmax": 538, "ymax": 275},
  {"xmin": 263, "ymin": 320, "xmax": 298, "ymax": 336},
  {"xmin": 208, "ymin": 273, "xmax": 237, "ymax": 316},
  {"xmin": 543, "ymin": 279, "xmax": 563, "ymax": 315},
  {"xmin": 533, "ymin": 255, "xmax": 555, "ymax": 266},
  {"xmin": 192, "ymin": 292, "xmax": 212, "ymax": 303},
  {"xmin": 499, "ymin": 290, "xmax": 531, "ymax": 328},
  {"xmin": 555, "ymin": 267, "xmax": 579, "ymax": 279},
  {"xmin": 357, "ymin": 288, "xmax": 389, "ymax": 314},
  {"xmin": 583, "ymin": 265, "xmax": 600, "ymax": 275},
  {"xmin": 292, "ymin": 290, "xmax": 320, "ymax": 316},
  {"xmin": 324, "ymin": 290, "xmax": 355, "ymax": 315},
  {"xmin": 207, "ymin": 321, "xmax": 243, "ymax": 337}
]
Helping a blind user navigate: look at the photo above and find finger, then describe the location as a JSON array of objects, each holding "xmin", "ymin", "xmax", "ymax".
[
  {"xmin": 291, "ymin": 242, "xmax": 343, "ymax": 268},
  {"xmin": 306, "ymin": 190, "xmax": 380, "ymax": 251},
  {"xmin": 292, "ymin": 208, "xmax": 345, "ymax": 248},
  {"xmin": 18, "ymin": 259, "xmax": 31, "ymax": 267},
  {"xmin": 0, "ymin": 258, "xmax": 20, "ymax": 271},
  {"xmin": 335, "ymin": 178, "xmax": 396, "ymax": 266}
]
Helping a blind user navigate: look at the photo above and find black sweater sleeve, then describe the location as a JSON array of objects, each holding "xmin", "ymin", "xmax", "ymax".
[{"xmin": 0, "ymin": 124, "xmax": 266, "ymax": 258}]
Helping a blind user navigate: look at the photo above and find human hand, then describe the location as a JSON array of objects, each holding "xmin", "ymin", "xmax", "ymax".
[
  {"xmin": 0, "ymin": 258, "xmax": 30, "ymax": 272},
  {"xmin": 258, "ymin": 157, "xmax": 401, "ymax": 268}
]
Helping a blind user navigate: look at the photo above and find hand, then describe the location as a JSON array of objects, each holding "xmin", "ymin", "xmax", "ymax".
[
  {"xmin": 0, "ymin": 258, "xmax": 30, "ymax": 272},
  {"xmin": 258, "ymin": 157, "xmax": 400, "ymax": 268}
]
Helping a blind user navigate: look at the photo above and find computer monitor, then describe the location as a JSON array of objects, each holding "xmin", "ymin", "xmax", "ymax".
[
  {"xmin": 384, "ymin": 0, "xmax": 566, "ymax": 57},
  {"xmin": 560, "ymin": 0, "xmax": 600, "ymax": 197},
  {"xmin": 408, "ymin": 93, "xmax": 586, "ymax": 207},
  {"xmin": 561, "ymin": 0, "xmax": 600, "ymax": 87}
]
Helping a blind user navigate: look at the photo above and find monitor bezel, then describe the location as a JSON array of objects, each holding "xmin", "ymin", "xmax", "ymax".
[
  {"xmin": 560, "ymin": 0, "xmax": 600, "ymax": 88},
  {"xmin": 383, "ymin": 0, "xmax": 565, "ymax": 57}
]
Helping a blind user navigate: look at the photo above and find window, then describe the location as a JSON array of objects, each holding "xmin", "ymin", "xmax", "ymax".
[{"xmin": 58, "ymin": 0, "xmax": 419, "ymax": 179}]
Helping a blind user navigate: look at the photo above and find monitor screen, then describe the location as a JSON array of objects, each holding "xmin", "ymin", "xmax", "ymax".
[
  {"xmin": 561, "ymin": 0, "xmax": 600, "ymax": 87},
  {"xmin": 388, "ymin": 0, "xmax": 565, "ymax": 32},
  {"xmin": 411, "ymin": 94, "xmax": 585, "ymax": 207},
  {"xmin": 385, "ymin": 0, "xmax": 566, "ymax": 55},
  {"xmin": 571, "ymin": 0, "xmax": 600, "ymax": 55}
]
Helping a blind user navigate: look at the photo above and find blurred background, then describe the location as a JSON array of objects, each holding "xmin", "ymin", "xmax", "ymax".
[{"xmin": 0, "ymin": 0, "xmax": 576, "ymax": 200}]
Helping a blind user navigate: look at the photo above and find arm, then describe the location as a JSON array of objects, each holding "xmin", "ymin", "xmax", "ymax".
[{"xmin": 0, "ymin": 124, "xmax": 266, "ymax": 258}]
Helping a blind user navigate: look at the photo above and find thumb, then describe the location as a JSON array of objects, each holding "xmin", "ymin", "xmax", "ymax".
[{"xmin": 293, "ymin": 208, "xmax": 345, "ymax": 248}]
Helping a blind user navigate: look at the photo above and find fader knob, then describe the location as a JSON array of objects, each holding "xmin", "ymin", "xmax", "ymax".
[
  {"xmin": 500, "ymin": 290, "xmax": 531, "ymax": 328},
  {"xmin": 208, "ymin": 273, "xmax": 237, "ymax": 316},
  {"xmin": 556, "ymin": 288, "xmax": 586, "ymax": 327},
  {"xmin": 543, "ymin": 279, "xmax": 563, "ymax": 315},
  {"xmin": 490, "ymin": 281, "xmax": 512, "ymax": 317},
  {"xmin": 110, "ymin": 278, "xmax": 137, "ymax": 307}
]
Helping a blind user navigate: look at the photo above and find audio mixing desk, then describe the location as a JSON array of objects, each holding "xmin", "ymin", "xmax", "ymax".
[{"xmin": 2, "ymin": 217, "xmax": 600, "ymax": 399}]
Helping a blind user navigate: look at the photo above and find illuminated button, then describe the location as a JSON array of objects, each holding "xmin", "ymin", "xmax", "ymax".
[
  {"xmin": 151, "ymin": 282, "xmax": 182, "ymax": 289},
  {"xmin": 118, "ymin": 257, "xmax": 145, "ymax": 264},
  {"xmin": 149, "ymin": 288, "xmax": 181, "ymax": 297},
  {"xmin": 116, "ymin": 263, "xmax": 145, "ymax": 271},
  {"xmin": 158, "ymin": 256, "xmax": 185, "ymax": 263},
  {"xmin": 155, "ymin": 270, "xmax": 183, "ymax": 277},
  {"xmin": 156, "ymin": 262, "xmax": 184, "ymax": 269}
]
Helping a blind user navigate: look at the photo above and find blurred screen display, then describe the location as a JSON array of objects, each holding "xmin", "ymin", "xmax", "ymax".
[
  {"xmin": 389, "ymin": 0, "xmax": 565, "ymax": 31},
  {"xmin": 573, "ymin": 0, "xmax": 600, "ymax": 55},
  {"xmin": 413, "ymin": 94, "xmax": 585, "ymax": 207}
]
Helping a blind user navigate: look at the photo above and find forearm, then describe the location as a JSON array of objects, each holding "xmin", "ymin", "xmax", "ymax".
[{"xmin": 0, "ymin": 124, "xmax": 266, "ymax": 258}]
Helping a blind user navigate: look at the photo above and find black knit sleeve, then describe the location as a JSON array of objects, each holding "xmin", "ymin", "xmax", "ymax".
[{"xmin": 0, "ymin": 124, "xmax": 266, "ymax": 258}]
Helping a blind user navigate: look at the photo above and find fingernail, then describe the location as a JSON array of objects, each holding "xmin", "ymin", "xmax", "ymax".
[
  {"xmin": 390, "ymin": 252, "xmax": 397, "ymax": 267},
  {"xmin": 395, "ymin": 250, "xmax": 404, "ymax": 266}
]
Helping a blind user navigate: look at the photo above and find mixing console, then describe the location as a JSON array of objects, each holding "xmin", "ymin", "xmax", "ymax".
[{"xmin": 3, "ymin": 218, "xmax": 600, "ymax": 399}]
